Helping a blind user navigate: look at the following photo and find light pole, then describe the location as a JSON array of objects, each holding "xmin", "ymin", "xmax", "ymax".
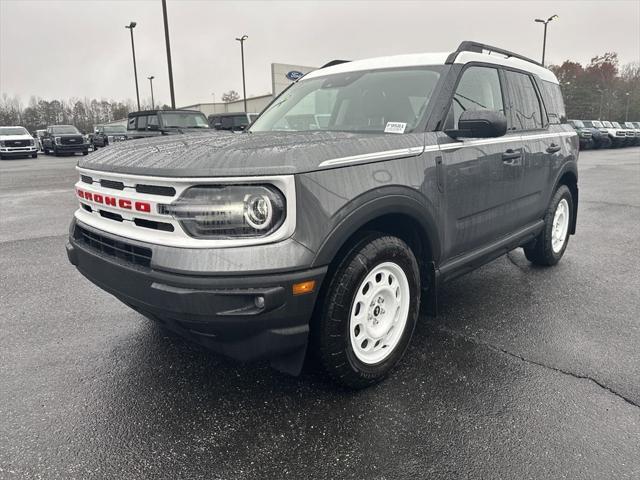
[
  {"xmin": 125, "ymin": 21, "xmax": 140, "ymax": 111},
  {"xmin": 625, "ymin": 92, "xmax": 630, "ymax": 121},
  {"xmin": 235, "ymin": 34, "xmax": 248, "ymax": 112},
  {"xmin": 161, "ymin": 0, "xmax": 176, "ymax": 108},
  {"xmin": 148, "ymin": 76, "xmax": 155, "ymax": 110},
  {"xmin": 534, "ymin": 15, "xmax": 558, "ymax": 66}
]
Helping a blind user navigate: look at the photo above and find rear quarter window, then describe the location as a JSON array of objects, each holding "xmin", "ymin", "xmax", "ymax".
[{"xmin": 540, "ymin": 80, "xmax": 566, "ymax": 124}]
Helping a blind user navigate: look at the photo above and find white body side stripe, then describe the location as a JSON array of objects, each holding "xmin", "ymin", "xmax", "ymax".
[{"xmin": 318, "ymin": 131, "xmax": 576, "ymax": 167}]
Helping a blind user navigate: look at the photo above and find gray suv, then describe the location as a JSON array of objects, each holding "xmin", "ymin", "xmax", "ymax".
[{"xmin": 67, "ymin": 41, "xmax": 579, "ymax": 388}]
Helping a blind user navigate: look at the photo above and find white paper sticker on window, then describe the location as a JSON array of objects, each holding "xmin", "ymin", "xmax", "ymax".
[{"xmin": 384, "ymin": 122, "xmax": 407, "ymax": 134}]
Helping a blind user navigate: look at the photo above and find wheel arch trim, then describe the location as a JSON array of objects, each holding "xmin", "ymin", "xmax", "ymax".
[{"xmin": 310, "ymin": 190, "xmax": 441, "ymax": 268}]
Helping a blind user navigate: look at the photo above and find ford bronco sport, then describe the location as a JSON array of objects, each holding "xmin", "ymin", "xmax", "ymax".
[{"xmin": 67, "ymin": 41, "xmax": 579, "ymax": 388}]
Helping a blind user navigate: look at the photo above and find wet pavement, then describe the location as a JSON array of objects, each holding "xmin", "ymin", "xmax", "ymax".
[{"xmin": 1, "ymin": 148, "xmax": 639, "ymax": 479}]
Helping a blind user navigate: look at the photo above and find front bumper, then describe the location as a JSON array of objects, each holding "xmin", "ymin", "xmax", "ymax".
[
  {"xmin": 66, "ymin": 221, "xmax": 326, "ymax": 374},
  {"xmin": 0, "ymin": 146, "xmax": 37, "ymax": 156}
]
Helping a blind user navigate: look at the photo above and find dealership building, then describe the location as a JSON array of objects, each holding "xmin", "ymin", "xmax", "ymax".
[{"xmin": 179, "ymin": 63, "xmax": 316, "ymax": 116}]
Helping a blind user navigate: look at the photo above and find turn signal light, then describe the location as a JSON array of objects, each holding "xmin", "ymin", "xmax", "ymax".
[{"xmin": 292, "ymin": 280, "xmax": 316, "ymax": 296}]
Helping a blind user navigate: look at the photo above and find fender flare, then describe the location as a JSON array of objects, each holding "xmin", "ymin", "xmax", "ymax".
[{"xmin": 310, "ymin": 187, "xmax": 441, "ymax": 268}]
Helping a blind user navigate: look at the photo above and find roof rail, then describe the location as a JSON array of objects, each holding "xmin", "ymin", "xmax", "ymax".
[
  {"xmin": 321, "ymin": 59, "xmax": 351, "ymax": 69},
  {"xmin": 445, "ymin": 41, "xmax": 543, "ymax": 67}
]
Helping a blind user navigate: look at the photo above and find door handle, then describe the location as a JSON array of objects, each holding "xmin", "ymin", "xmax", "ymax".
[
  {"xmin": 546, "ymin": 144, "xmax": 561, "ymax": 154},
  {"xmin": 502, "ymin": 149, "xmax": 521, "ymax": 162}
]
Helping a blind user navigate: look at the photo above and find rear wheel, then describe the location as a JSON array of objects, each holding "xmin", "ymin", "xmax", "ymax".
[
  {"xmin": 313, "ymin": 233, "xmax": 420, "ymax": 388},
  {"xmin": 524, "ymin": 185, "xmax": 573, "ymax": 266}
]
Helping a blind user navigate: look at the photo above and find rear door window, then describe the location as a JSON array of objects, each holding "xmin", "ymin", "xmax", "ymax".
[
  {"xmin": 504, "ymin": 70, "xmax": 544, "ymax": 130},
  {"xmin": 137, "ymin": 115, "xmax": 148, "ymax": 130},
  {"xmin": 449, "ymin": 66, "xmax": 505, "ymax": 129}
]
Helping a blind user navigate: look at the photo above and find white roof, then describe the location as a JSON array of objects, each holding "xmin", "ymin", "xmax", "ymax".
[{"xmin": 304, "ymin": 49, "xmax": 559, "ymax": 84}]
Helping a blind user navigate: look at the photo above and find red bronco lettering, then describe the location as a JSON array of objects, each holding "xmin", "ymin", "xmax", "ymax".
[{"xmin": 76, "ymin": 188, "xmax": 152, "ymax": 213}]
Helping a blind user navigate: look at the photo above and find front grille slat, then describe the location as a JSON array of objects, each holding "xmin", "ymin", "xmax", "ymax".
[
  {"xmin": 135, "ymin": 184, "xmax": 176, "ymax": 196},
  {"xmin": 75, "ymin": 226, "xmax": 152, "ymax": 268},
  {"xmin": 100, "ymin": 179, "xmax": 125, "ymax": 190}
]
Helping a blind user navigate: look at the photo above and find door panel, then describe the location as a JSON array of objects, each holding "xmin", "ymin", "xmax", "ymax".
[{"xmin": 438, "ymin": 134, "xmax": 524, "ymax": 260}]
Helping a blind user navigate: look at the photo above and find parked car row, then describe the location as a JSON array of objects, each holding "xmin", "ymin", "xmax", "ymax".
[{"xmin": 568, "ymin": 119, "xmax": 640, "ymax": 149}]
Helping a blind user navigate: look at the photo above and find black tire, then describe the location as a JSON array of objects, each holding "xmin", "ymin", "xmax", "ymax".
[
  {"xmin": 312, "ymin": 233, "xmax": 421, "ymax": 389},
  {"xmin": 52, "ymin": 146, "xmax": 59, "ymax": 156},
  {"xmin": 82, "ymin": 150, "xmax": 88, "ymax": 156},
  {"xmin": 31, "ymin": 153, "xmax": 37, "ymax": 159},
  {"xmin": 524, "ymin": 185, "xmax": 573, "ymax": 266},
  {"xmin": 43, "ymin": 147, "xmax": 49, "ymax": 154}
]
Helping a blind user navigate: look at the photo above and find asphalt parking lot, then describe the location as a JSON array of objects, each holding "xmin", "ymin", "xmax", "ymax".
[{"xmin": 1, "ymin": 147, "xmax": 639, "ymax": 480}]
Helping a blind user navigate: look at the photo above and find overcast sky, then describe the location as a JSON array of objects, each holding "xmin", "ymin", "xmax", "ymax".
[{"xmin": 1, "ymin": 0, "xmax": 638, "ymax": 107}]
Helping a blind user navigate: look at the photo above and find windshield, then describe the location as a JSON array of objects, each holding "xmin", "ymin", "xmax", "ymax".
[
  {"xmin": 603, "ymin": 121, "xmax": 613, "ymax": 127},
  {"xmin": 612, "ymin": 122, "xmax": 622, "ymax": 128},
  {"xmin": 0, "ymin": 127, "xmax": 28, "ymax": 135},
  {"xmin": 52, "ymin": 125, "xmax": 80, "ymax": 134},
  {"xmin": 570, "ymin": 120, "xmax": 584, "ymax": 128},
  {"xmin": 250, "ymin": 67, "xmax": 442, "ymax": 134},
  {"xmin": 624, "ymin": 122, "xmax": 635, "ymax": 128},
  {"xmin": 104, "ymin": 125, "xmax": 127, "ymax": 134},
  {"xmin": 585, "ymin": 120, "xmax": 603, "ymax": 128},
  {"xmin": 159, "ymin": 112, "xmax": 209, "ymax": 128}
]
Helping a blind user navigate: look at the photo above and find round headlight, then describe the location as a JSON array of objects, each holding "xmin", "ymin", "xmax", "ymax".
[{"xmin": 244, "ymin": 194, "xmax": 273, "ymax": 229}]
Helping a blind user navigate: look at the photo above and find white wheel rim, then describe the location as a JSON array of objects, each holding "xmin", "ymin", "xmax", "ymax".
[
  {"xmin": 349, "ymin": 262, "xmax": 411, "ymax": 365},
  {"xmin": 551, "ymin": 198, "xmax": 570, "ymax": 253}
]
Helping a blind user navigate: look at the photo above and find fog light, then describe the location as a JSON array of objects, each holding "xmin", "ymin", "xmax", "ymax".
[
  {"xmin": 255, "ymin": 296, "xmax": 265, "ymax": 309},
  {"xmin": 292, "ymin": 280, "xmax": 316, "ymax": 296}
]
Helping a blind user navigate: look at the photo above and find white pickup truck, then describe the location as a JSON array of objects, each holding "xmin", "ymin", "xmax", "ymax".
[{"xmin": 0, "ymin": 126, "xmax": 38, "ymax": 160}]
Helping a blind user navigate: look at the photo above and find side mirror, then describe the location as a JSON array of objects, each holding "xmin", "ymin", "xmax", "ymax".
[{"xmin": 446, "ymin": 109, "xmax": 507, "ymax": 139}]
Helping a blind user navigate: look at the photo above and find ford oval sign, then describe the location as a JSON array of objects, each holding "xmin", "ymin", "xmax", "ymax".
[{"xmin": 286, "ymin": 70, "xmax": 304, "ymax": 81}]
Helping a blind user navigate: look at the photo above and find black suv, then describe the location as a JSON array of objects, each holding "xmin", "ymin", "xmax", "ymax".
[
  {"xmin": 93, "ymin": 124, "xmax": 128, "ymax": 148},
  {"xmin": 582, "ymin": 120, "xmax": 612, "ymax": 149},
  {"xmin": 126, "ymin": 110, "xmax": 210, "ymax": 140},
  {"xmin": 568, "ymin": 120, "xmax": 593, "ymax": 149},
  {"xmin": 68, "ymin": 41, "xmax": 579, "ymax": 388},
  {"xmin": 42, "ymin": 125, "xmax": 89, "ymax": 156},
  {"xmin": 208, "ymin": 112, "xmax": 259, "ymax": 131}
]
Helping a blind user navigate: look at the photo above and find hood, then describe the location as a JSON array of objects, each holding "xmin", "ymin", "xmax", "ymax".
[
  {"xmin": 0, "ymin": 134, "xmax": 33, "ymax": 141},
  {"xmin": 55, "ymin": 132, "xmax": 83, "ymax": 137},
  {"xmin": 78, "ymin": 130, "xmax": 425, "ymax": 177}
]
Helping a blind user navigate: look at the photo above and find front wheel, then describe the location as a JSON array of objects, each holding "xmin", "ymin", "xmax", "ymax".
[
  {"xmin": 31, "ymin": 153, "xmax": 37, "ymax": 159},
  {"xmin": 82, "ymin": 150, "xmax": 88, "ymax": 156},
  {"xmin": 313, "ymin": 234, "xmax": 420, "ymax": 389},
  {"xmin": 524, "ymin": 185, "xmax": 573, "ymax": 266}
]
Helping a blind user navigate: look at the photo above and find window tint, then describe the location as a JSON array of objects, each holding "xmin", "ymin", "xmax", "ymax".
[
  {"xmin": 137, "ymin": 115, "xmax": 148, "ymax": 130},
  {"xmin": 128, "ymin": 117, "xmax": 136, "ymax": 130},
  {"xmin": 450, "ymin": 66, "xmax": 504, "ymax": 128},
  {"xmin": 505, "ymin": 71, "xmax": 544, "ymax": 130},
  {"xmin": 541, "ymin": 81, "xmax": 566, "ymax": 124},
  {"xmin": 147, "ymin": 115, "xmax": 158, "ymax": 126}
]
